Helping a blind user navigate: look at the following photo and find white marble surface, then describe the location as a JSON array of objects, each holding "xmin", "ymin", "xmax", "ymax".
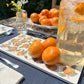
[
  {"xmin": 0, "ymin": 62, "xmax": 23, "ymax": 84},
  {"xmin": 0, "ymin": 35, "xmax": 83, "ymax": 84}
]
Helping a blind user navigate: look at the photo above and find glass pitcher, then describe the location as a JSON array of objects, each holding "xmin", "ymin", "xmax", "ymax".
[{"xmin": 56, "ymin": 0, "xmax": 84, "ymax": 66}]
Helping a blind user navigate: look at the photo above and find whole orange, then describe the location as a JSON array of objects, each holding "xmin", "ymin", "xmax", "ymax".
[
  {"xmin": 38, "ymin": 13, "xmax": 42, "ymax": 18},
  {"xmin": 52, "ymin": 10, "xmax": 59, "ymax": 17},
  {"xmin": 42, "ymin": 37, "xmax": 56, "ymax": 49},
  {"xmin": 29, "ymin": 41, "xmax": 44, "ymax": 58},
  {"xmin": 49, "ymin": 8, "xmax": 59, "ymax": 18},
  {"xmin": 51, "ymin": 17, "xmax": 58, "ymax": 26},
  {"xmin": 42, "ymin": 46, "xmax": 60, "ymax": 65},
  {"xmin": 30, "ymin": 13, "xmax": 39, "ymax": 23},
  {"xmin": 49, "ymin": 8, "xmax": 57, "ymax": 18},
  {"xmin": 40, "ymin": 19, "xmax": 51, "ymax": 26},
  {"xmin": 49, "ymin": 18, "xmax": 52, "ymax": 24},
  {"xmin": 39, "ymin": 16, "xmax": 47, "ymax": 24},
  {"xmin": 40, "ymin": 9, "xmax": 49, "ymax": 17}
]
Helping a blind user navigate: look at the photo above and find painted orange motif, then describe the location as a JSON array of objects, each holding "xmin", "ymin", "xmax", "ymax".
[
  {"xmin": 42, "ymin": 46, "xmax": 60, "ymax": 65},
  {"xmin": 11, "ymin": 39, "xmax": 18, "ymax": 43},
  {"xmin": 22, "ymin": 44, "xmax": 29, "ymax": 48},
  {"xmin": 21, "ymin": 39, "xmax": 28, "ymax": 42},
  {"xmin": 17, "ymin": 51, "xmax": 25, "ymax": 56},
  {"xmin": 30, "ymin": 26, "xmax": 33, "ymax": 28},
  {"xmin": 3, "ymin": 44, "xmax": 10, "ymax": 47},
  {"xmin": 18, "ymin": 35, "xmax": 24, "ymax": 38},
  {"xmin": 15, "ymin": 42, "xmax": 22, "ymax": 46},
  {"xmin": 27, "ymin": 36, "xmax": 32, "ymax": 39},
  {"xmin": 42, "ymin": 37, "xmax": 56, "ymax": 49},
  {"xmin": 63, "ymin": 67, "xmax": 75, "ymax": 75},
  {"xmin": 34, "ymin": 39, "xmax": 42, "ymax": 42},
  {"xmin": 9, "ymin": 47, "xmax": 17, "ymax": 51},
  {"xmin": 29, "ymin": 41, "xmax": 44, "ymax": 58}
]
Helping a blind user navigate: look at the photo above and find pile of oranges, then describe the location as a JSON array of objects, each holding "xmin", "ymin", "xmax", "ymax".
[
  {"xmin": 30, "ymin": 8, "xmax": 59, "ymax": 26},
  {"xmin": 29, "ymin": 37, "xmax": 60, "ymax": 66}
]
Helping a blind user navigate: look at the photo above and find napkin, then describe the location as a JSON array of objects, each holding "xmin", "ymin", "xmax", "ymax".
[
  {"xmin": 0, "ymin": 62, "xmax": 23, "ymax": 84},
  {"xmin": 0, "ymin": 24, "xmax": 14, "ymax": 35}
]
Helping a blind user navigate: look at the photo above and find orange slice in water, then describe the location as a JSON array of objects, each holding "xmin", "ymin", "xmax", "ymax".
[
  {"xmin": 71, "ymin": 16, "xmax": 84, "ymax": 23},
  {"xmin": 74, "ymin": 2, "xmax": 84, "ymax": 15}
]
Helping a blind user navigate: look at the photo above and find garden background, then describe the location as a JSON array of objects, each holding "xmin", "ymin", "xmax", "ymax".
[{"xmin": 0, "ymin": 0, "xmax": 61, "ymax": 20}]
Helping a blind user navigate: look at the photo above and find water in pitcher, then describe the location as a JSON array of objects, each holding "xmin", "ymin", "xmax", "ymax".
[{"xmin": 56, "ymin": 0, "xmax": 84, "ymax": 66}]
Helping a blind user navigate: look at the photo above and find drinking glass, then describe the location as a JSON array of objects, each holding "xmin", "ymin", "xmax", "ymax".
[
  {"xmin": 56, "ymin": 0, "xmax": 84, "ymax": 66},
  {"xmin": 16, "ymin": 10, "xmax": 28, "ymax": 35}
]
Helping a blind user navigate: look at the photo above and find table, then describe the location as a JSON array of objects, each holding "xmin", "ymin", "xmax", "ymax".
[
  {"xmin": 0, "ymin": 17, "xmax": 58, "ymax": 39},
  {"xmin": 0, "ymin": 17, "xmax": 84, "ymax": 84}
]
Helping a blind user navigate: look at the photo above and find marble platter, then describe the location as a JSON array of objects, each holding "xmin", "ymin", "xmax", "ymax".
[{"xmin": 0, "ymin": 35, "xmax": 83, "ymax": 84}]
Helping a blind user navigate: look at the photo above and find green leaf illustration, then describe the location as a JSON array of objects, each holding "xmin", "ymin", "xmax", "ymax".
[
  {"xmin": 16, "ymin": 50, "xmax": 20, "ymax": 51},
  {"xmin": 13, "ymin": 43, "xmax": 15, "ymax": 45},
  {"xmin": 15, "ymin": 45, "xmax": 19, "ymax": 46},
  {"xmin": 8, "ymin": 42, "xmax": 11, "ymax": 44},
  {"xmin": 29, "ymin": 43, "xmax": 32, "ymax": 45},
  {"xmin": 8, "ymin": 50, "xmax": 12, "ymax": 52},
  {"xmin": 70, "ymin": 72, "xmax": 77, "ymax": 77},
  {"xmin": 25, "ymin": 51, "xmax": 28, "ymax": 54},
  {"xmin": 24, "ymin": 56, "xmax": 28, "ymax": 59},
  {"xmin": 71, "ymin": 65, "xmax": 77, "ymax": 69},
  {"xmin": 0, "ymin": 67, "xmax": 5, "ymax": 71},
  {"xmin": 8, "ymin": 46, "xmax": 10, "ymax": 48},
  {"xmin": 28, "ymin": 53, "xmax": 30, "ymax": 56},
  {"xmin": 57, "ymin": 72, "xmax": 66, "ymax": 77},
  {"xmin": 11, "ymin": 39, "xmax": 15, "ymax": 41},
  {"xmin": 19, "ymin": 46, "xmax": 22, "ymax": 48},
  {"xmin": 0, "ymin": 45, "xmax": 3, "ymax": 47},
  {"xmin": 26, "ymin": 46, "xmax": 29, "ymax": 48}
]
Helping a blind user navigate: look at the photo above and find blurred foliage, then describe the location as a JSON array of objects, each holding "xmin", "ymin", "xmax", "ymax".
[
  {"xmin": 24, "ymin": 0, "xmax": 52, "ymax": 17},
  {"xmin": 0, "ymin": 0, "xmax": 16, "ymax": 20},
  {"xmin": 0, "ymin": 0, "xmax": 61, "ymax": 20},
  {"xmin": 56, "ymin": 0, "xmax": 61, "ymax": 5}
]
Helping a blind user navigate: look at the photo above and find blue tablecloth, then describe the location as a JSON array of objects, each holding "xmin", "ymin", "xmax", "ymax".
[{"xmin": 0, "ymin": 28, "xmax": 84, "ymax": 84}]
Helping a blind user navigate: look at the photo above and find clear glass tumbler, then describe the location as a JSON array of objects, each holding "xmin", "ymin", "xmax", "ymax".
[
  {"xmin": 16, "ymin": 10, "xmax": 28, "ymax": 35},
  {"xmin": 56, "ymin": 0, "xmax": 84, "ymax": 66}
]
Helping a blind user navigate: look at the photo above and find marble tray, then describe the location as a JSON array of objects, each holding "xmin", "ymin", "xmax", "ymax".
[
  {"xmin": 29, "ymin": 18, "xmax": 58, "ymax": 29},
  {"xmin": 0, "ymin": 62, "xmax": 23, "ymax": 84},
  {"xmin": 0, "ymin": 35, "xmax": 83, "ymax": 84}
]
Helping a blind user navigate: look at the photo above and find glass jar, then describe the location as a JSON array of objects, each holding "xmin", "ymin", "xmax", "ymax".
[
  {"xmin": 16, "ymin": 10, "xmax": 28, "ymax": 35},
  {"xmin": 56, "ymin": 0, "xmax": 84, "ymax": 66}
]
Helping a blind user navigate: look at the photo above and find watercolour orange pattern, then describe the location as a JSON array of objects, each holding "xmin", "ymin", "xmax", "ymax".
[{"xmin": 0, "ymin": 35, "xmax": 83, "ymax": 84}]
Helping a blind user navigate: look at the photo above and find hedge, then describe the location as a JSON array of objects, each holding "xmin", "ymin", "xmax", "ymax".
[{"xmin": 0, "ymin": 0, "xmax": 61, "ymax": 20}]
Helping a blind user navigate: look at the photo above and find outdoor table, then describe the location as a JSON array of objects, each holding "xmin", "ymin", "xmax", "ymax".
[{"xmin": 0, "ymin": 17, "xmax": 84, "ymax": 84}]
